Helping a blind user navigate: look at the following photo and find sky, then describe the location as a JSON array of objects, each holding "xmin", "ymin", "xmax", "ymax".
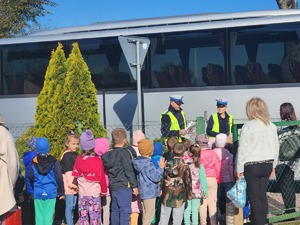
[{"xmin": 38, "ymin": 0, "xmax": 279, "ymax": 29}]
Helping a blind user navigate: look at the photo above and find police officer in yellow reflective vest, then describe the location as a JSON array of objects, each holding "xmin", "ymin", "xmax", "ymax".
[
  {"xmin": 160, "ymin": 95, "xmax": 187, "ymax": 143},
  {"xmin": 206, "ymin": 98, "xmax": 233, "ymax": 144}
]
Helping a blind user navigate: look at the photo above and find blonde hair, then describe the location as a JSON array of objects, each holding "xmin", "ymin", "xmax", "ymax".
[
  {"xmin": 64, "ymin": 131, "xmax": 79, "ymax": 150},
  {"xmin": 246, "ymin": 97, "xmax": 270, "ymax": 125},
  {"xmin": 111, "ymin": 128, "xmax": 127, "ymax": 145}
]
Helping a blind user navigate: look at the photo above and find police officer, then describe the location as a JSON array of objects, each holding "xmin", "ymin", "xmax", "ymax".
[
  {"xmin": 160, "ymin": 95, "xmax": 187, "ymax": 142},
  {"xmin": 206, "ymin": 98, "xmax": 233, "ymax": 143}
]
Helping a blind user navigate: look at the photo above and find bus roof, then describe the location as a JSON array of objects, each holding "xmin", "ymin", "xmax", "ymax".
[{"xmin": 1, "ymin": 9, "xmax": 300, "ymax": 45}]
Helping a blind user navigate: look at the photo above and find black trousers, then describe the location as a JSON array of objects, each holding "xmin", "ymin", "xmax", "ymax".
[
  {"xmin": 275, "ymin": 164, "xmax": 296, "ymax": 213},
  {"xmin": 244, "ymin": 162, "xmax": 273, "ymax": 225}
]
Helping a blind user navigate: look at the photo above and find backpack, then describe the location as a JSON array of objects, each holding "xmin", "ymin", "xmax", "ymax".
[{"xmin": 279, "ymin": 128, "xmax": 300, "ymax": 161}]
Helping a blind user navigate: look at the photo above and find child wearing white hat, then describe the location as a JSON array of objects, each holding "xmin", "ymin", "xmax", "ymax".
[{"xmin": 213, "ymin": 133, "xmax": 234, "ymax": 223}]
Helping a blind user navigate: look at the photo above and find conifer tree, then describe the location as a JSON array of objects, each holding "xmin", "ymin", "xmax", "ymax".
[
  {"xmin": 62, "ymin": 42, "xmax": 107, "ymax": 139},
  {"xmin": 35, "ymin": 43, "xmax": 67, "ymax": 140},
  {"xmin": 18, "ymin": 42, "xmax": 107, "ymax": 159}
]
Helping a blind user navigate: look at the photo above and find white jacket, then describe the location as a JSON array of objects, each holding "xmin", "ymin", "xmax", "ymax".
[
  {"xmin": 237, "ymin": 119, "xmax": 279, "ymax": 173},
  {"xmin": 0, "ymin": 126, "xmax": 20, "ymax": 215}
]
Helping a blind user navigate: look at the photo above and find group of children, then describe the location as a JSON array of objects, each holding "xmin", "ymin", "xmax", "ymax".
[{"xmin": 23, "ymin": 128, "xmax": 234, "ymax": 225}]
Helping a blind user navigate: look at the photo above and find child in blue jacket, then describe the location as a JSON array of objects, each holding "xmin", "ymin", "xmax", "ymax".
[
  {"xmin": 29, "ymin": 137, "xmax": 65, "ymax": 225},
  {"xmin": 23, "ymin": 136, "xmax": 38, "ymax": 225},
  {"xmin": 133, "ymin": 139, "xmax": 166, "ymax": 225}
]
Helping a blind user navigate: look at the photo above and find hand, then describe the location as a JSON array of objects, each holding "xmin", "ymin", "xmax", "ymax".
[
  {"xmin": 158, "ymin": 157, "xmax": 166, "ymax": 169},
  {"xmin": 17, "ymin": 195, "xmax": 24, "ymax": 204},
  {"xmin": 227, "ymin": 135, "xmax": 233, "ymax": 144},
  {"xmin": 58, "ymin": 196, "xmax": 65, "ymax": 200},
  {"xmin": 269, "ymin": 168, "xmax": 275, "ymax": 179},
  {"xmin": 69, "ymin": 183, "xmax": 78, "ymax": 191},
  {"xmin": 236, "ymin": 172, "xmax": 244, "ymax": 179},
  {"xmin": 132, "ymin": 188, "xmax": 139, "ymax": 196},
  {"xmin": 179, "ymin": 129, "xmax": 186, "ymax": 136}
]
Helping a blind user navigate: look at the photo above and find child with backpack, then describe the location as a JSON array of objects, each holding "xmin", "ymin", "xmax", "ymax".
[
  {"xmin": 101, "ymin": 128, "xmax": 138, "ymax": 225},
  {"xmin": 29, "ymin": 137, "xmax": 65, "ymax": 225},
  {"xmin": 159, "ymin": 142, "xmax": 192, "ymax": 225},
  {"xmin": 72, "ymin": 130, "xmax": 107, "ymax": 225},
  {"xmin": 182, "ymin": 143, "xmax": 208, "ymax": 225}
]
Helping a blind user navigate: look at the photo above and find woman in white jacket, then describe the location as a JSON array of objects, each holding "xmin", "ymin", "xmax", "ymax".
[
  {"xmin": 0, "ymin": 114, "xmax": 20, "ymax": 218},
  {"xmin": 236, "ymin": 97, "xmax": 279, "ymax": 225}
]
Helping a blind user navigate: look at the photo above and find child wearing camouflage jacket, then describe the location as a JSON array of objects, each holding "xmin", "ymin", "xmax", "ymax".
[{"xmin": 159, "ymin": 142, "xmax": 192, "ymax": 225}]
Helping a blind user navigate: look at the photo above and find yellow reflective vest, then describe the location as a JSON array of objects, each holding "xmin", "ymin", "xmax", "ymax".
[
  {"xmin": 160, "ymin": 110, "xmax": 186, "ymax": 142},
  {"xmin": 211, "ymin": 113, "xmax": 233, "ymax": 137}
]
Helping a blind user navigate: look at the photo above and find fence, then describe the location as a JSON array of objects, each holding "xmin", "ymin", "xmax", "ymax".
[{"xmin": 233, "ymin": 120, "xmax": 300, "ymax": 223}]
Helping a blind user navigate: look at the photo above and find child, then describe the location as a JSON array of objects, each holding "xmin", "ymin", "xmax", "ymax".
[
  {"xmin": 163, "ymin": 136, "xmax": 178, "ymax": 162},
  {"xmin": 101, "ymin": 128, "xmax": 138, "ymax": 225},
  {"xmin": 151, "ymin": 142, "xmax": 164, "ymax": 169},
  {"xmin": 159, "ymin": 142, "xmax": 192, "ymax": 225},
  {"xmin": 151, "ymin": 142, "xmax": 165, "ymax": 225},
  {"xmin": 23, "ymin": 136, "xmax": 38, "ymax": 225},
  {"xmin": 94, "ymin": 137, "xmax": 111, "ymax": 225},
  {"xmin": 133, "ymin": 139, "xmax": 166, "ymax": 225},
  {"xmin": 197, "ymin": 134, "xmax": 221, "ymax": 225},
  {"xmin": 127, "ymin": 133, "xmax": 144, "ymax": 225},
  {"xmin": 72, "ymin": 129, "xmax": 107, "ymax": 225},
  {"xmin": 213, "ymin": 133, "xmax": 234, "ymax": 223},
  {"xmin": 182, "ymin": 144, "xmax": 208, "ymax": 225},
  {"xmin": 29, "ymin": 137, "xmax": 65, "ymax": 225},
  {"xmin": 60, "ymin": 131, "xmax": 79, "ymax": 225},
  {"xmin": 131, "ymin": 130, "xmax": 145, "ymax": 157},
  {"xmin": 182, "ymin": 139, "xmax": 193, "ymax": 156}
]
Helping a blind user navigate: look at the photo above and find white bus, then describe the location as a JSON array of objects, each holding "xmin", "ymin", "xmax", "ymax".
[{"xmin": 1, "ymin": 9, "xmax": 300, "ymax": 138}]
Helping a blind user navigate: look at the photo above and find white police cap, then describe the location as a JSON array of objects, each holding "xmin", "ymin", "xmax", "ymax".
[{"xmin": 216, "ymin": 98, "xmax": 228, "ymax": 106}]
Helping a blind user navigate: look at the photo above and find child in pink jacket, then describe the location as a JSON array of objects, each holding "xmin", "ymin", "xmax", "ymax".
[
  {"xmin": 197, "ymin": 134, "xmax": 221, "ymax": 225},
  {"xmin": 95, "ymin": 137, "xmax": 111, "ymax": 225},
  {"xmin": 213, "ymin": 133, "xmax": 234, "ymax": 223}
]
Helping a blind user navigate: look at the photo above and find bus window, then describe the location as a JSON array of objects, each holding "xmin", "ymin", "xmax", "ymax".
[
  {"xmin": 231, "ymin": 22, "xmax": 300, "ymax": 85},
  {"xmin": 150, "ymin": 30, "xmax": 225, "ymax": 88},
  {"xmin": 0, "ymin": 41, "xmax": 57, "ymax": 95}
]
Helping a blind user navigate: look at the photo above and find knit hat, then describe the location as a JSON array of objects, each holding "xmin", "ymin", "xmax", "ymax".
[
  {"xmin": 80, "ymin": 129, "xmax": 95, "ymax": 150},
  {"xmin": 36, "ymin": 137, "xmax": 50, "ymax": 154},
  {"xmin": 153, "ymin": 142, "xmax": 164, "ymax": 156},
  {"xmin": 216, "ymin": 133, "xmax": 227, "ymax": 148},
  {"xmin": 196, "ymin": 134, "xmax": 209, "ymax": 144},
  {"xmin": 138, "ymin": 139, "xmax": 154, "ymax": 156},
  {"xmin": 132, "ymin": 130, "xmax": 145, "ymax": 146},
  {"xmin": 28, "ymin": 137, "xmax": 38, "ymax": 151},
  {"xmin": 94, "ymin": 138, "xmax": 110, "ymax": 156}
]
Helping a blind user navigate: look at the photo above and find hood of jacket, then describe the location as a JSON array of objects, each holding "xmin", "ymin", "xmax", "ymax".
[
  {"xmin": 32, "ymin": 155, "xmax": 57, "ymax": 175},
  {"xmin": 23, "ymin": 151, "xmax": 38, "ymax": 166},
  {"xmin": 132, "ymin": 156, "xmax": 151, "ymax": 173}
]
